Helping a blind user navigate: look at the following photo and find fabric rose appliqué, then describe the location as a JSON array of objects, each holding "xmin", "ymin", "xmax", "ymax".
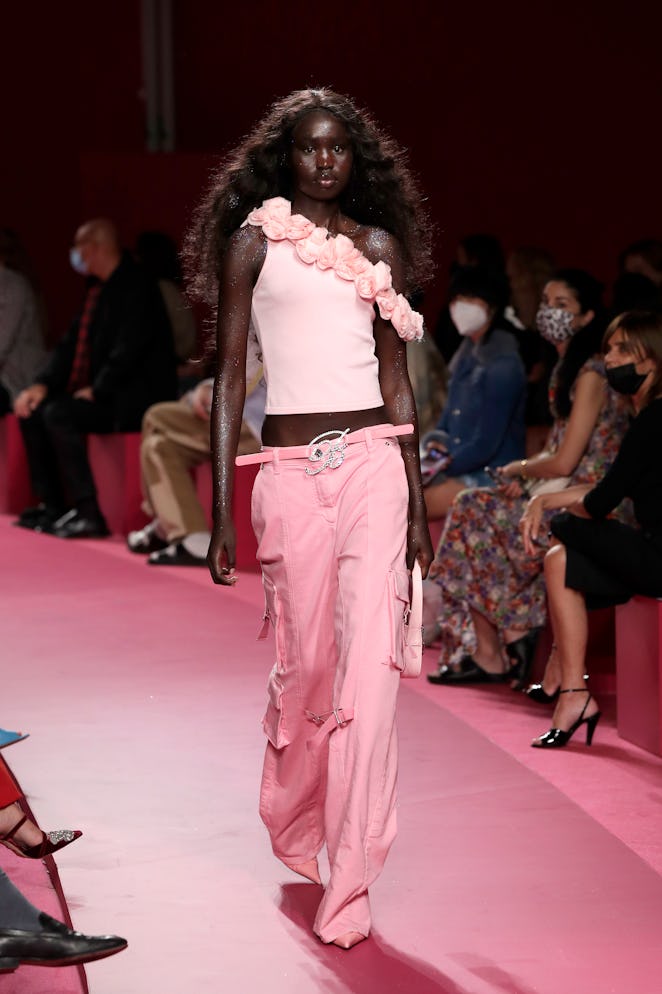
[{"xmin": 247, "ymin": 198, "xmax": 424, "ymax": 343}]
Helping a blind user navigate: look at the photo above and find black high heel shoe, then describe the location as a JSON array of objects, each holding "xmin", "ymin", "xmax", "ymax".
[
  {"xmin": 505, "ymin": 629, "xmax": 541, "ymax": 691},
  {"xmin": 526, "ymin": 669, "xmax": 586, "ymax": 705},
  {"xmin": 525, "ymin": 683, "xmax": 559, "ymax": 704},
  {"xmin": 531, "ymin": 688, "xmax": 601, "ymax": 749}
]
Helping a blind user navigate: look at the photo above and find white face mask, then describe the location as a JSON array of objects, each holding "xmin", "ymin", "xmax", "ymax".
[{"xmin": 450, "ymin": 300, "xmax": 489, "ymax": 336}]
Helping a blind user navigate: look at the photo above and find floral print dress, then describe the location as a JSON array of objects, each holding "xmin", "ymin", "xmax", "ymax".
[{"xmin": 433, "ymin": 356, "xmax": 631, "ymax": 666}]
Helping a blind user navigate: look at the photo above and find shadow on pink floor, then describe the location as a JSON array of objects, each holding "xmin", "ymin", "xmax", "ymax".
[{"xmin": 277, "ymin": 882, "xmax": 467, "ymax": 994}]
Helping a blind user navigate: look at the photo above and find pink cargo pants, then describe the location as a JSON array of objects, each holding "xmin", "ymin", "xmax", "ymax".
[{"xmin": 250, "ymin": 426, "xmax": 411, "ymax": 942}]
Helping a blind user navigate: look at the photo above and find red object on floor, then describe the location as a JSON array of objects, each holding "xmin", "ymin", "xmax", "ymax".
[
  {"xmin": 616, "ymin": 595, "xmax": 662, "ymax": 755},
  {"xmin": 2, "ymin": 515, "xmax": 662, "ymax": 994}
]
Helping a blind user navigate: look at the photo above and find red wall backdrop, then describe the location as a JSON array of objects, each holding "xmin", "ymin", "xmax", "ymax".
[{"xmin": 2, "ymin": 1, "xmax": 660, "ymax": 341}]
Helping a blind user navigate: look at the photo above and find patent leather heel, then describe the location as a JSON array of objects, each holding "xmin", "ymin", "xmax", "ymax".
[
  {"xmin": 525, "ymin": 683, "xmax": 559, "ymax": 704},
  {"xmin": 531, "ymin": 688, "xmax": 601, "ymax": 749}
]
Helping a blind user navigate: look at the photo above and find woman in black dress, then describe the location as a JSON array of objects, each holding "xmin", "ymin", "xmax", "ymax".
[{"xmin": 519, "ymin": 310, "xmax": 662, "ymax": 747}]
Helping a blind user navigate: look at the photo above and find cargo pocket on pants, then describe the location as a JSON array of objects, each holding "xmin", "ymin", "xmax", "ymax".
[{"xmin": 259, "ymin": 576, "xmax": 292, "ymax": 749}]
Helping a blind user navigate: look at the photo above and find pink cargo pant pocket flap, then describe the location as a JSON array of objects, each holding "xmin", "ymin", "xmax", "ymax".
[{"xmin": 262, "ymin": 665, "xmax": 291, "ymax": 749}]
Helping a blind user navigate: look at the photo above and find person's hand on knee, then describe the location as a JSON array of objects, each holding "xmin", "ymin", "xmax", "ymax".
[{"xmin": 13, "ymin": 383, "xmax": 47, "ymax": 419}]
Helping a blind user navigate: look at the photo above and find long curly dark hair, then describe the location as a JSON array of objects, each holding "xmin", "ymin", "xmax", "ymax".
[
  {"xmin": 183, "ymin": 88, "xmax": 434, "ymax": 304},
  {"xmin": 551, "ymin": 268, "xmax": 606, "ymax": 419}
]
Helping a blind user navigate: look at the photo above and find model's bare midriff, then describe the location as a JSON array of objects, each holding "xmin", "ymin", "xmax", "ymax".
[{"xmin": 261, "ymin": 406, "xmax": 388, "ymax": 447}]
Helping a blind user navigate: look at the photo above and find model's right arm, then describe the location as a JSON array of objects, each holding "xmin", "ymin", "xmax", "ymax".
[{"xmin": 207, "ymin": 225, "xmax": 266, "ymax": 585}]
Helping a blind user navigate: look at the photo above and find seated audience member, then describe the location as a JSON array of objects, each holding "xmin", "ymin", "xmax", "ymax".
[
  {"xmin": 612, "ymin": 238, "xmax": 662, "ymax": 315},
  {"xmin": 427, "ymin": 269, "xmax": 631, "ymax": 687},
  {"xmin": 422, "ymin": 265, "xmax": 526, "ymax": 521},
  {"xmin": 505, "ymin": 245, "xmax": 558, "ymax": 433},
  {"xmin": 0, "ymin": 867, "xmax": 126, "ymax": 973},
  {"xmin": 0, "ymin": 738, "xmax": 125, "ymax": 972},
  {"xmin": 0, "ymin": 231, "xmax": 47, "ymax": 414},
  {"xmin": 127, "ymin": 376, "xmax": 266, "ymax": 566},
  {"xmin": 432, "ymin": 234, "xmax": 506, "ymax": 363},
  {"xmin": 406, "ymin": 334, "xmax": 448, "ymax": 436},
  {"xmin": 520, "ymin": 311, "xmax": 662, "ymax": 746},
  {"xmin": 0, "ymin": 761, "xmax": 81, "ymax": 860},
  {"xmin": 135, "ymin": 230, "xmax": 198, "ymax": 373},
  {"xmin": 619, "ymin": 238, "xmax": 662, "ymax": 287},
  {"xmin": 13, "ymin": 218, "xmax": 177, "ymax": 538}
]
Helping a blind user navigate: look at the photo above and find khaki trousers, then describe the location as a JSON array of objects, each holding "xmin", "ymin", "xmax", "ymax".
[
  {"xmin": 140, "ymin": 401, "xmax": 211, "ymax": 541},
  {"xmin": 141, "ymin": 400, "xmax": 262, "ymax": 541}
]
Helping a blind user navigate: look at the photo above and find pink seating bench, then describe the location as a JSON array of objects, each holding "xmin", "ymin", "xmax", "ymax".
[
  {"xmin": 87, "ymin": 434, "xmax": 259, "ymax": 570},
  {"xmin": 0, "ymin": 415, "xmax": 36, "ymax": 513},
  {"xmin": 616, "ymin": 596, "xmax": 662, "ymax": 756},
  {"xmin": 0, "ymin": 418, "xmax": 260, "ymax": 570}
]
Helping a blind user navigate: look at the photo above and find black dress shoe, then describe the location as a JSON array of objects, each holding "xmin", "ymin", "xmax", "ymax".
[
  {"xmin": 0, "ymin": 912, "xmax": 127, "ymax": 971},
  {"xmin": 427, "ymin": 655, "xmax": 508, "ymax": 685},
  {"xmin": 14, "ymin": 505, "xmax": 63, "ymax": 532},
  {"xmin": 148, "ymin": 542, "xmax": 207, "ymax": 566},
  {"xmin": 127, "ymin": 520, "xmax": 169, "ymax": 554},
  {"xmin": 51, "ymin": 509, "xmax": 110, "ymax": 539}
]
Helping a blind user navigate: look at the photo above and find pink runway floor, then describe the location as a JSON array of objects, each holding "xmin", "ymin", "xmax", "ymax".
[{"xmin": 2, "ymin": 514, "xmax": 662, "ymax": 994}]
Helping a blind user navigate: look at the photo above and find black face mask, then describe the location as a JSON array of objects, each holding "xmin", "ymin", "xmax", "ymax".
[{"xmin": 605, "ymin": 362, "xmax": 648, "ymax": 396}]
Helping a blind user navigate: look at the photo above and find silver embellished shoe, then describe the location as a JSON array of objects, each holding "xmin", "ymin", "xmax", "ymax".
[{"xmin": 1, "ymin": 813, "xmax": 82, "ymax": 859}]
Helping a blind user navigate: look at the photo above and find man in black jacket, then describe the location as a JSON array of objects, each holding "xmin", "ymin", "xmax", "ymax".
[{"xmin": 13, "ymin": 218, "xmax": 177, "ymax": 538}]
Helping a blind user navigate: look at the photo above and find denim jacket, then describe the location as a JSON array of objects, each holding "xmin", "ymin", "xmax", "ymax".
[{"xmin": 435, "ymin": 327, "xmax": 526, "ymax": 476}]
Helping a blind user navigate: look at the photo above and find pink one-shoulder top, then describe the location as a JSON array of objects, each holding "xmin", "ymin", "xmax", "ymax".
[{"xmin": 243, "ymin": 198, "xmax": 423, "ymax": 415}]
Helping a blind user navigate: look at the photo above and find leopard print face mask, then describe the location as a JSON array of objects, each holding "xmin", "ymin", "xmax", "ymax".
[{"xmin": 535, "ymin": 305, "xmax": 576, "ymax": 343}]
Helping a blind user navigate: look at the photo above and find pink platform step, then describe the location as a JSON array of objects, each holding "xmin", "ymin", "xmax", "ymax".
[{"xmin": 616, "ymin": 595, "xmax": 662, "ymax": 756}]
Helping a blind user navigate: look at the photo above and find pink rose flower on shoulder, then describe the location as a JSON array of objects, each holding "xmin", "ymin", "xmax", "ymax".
[
  {"xmin": 376, "ymin": 286, "xmax": 397, "ymax": 319},
  {"xmin": 356, "ymin": 260, "xmax": 393, "ymax": 301},
  {"xmin": 263, "ymin": 197, "xmax": 291, "ymax": 218},
  {"xmin": 286, "ymin": 213, "xmax": 315, "ymax": 241},
  {"xmin": 407, "ymin": 309, "xmax": 425, "ymax": 341},
  {"xmin": 347, "ymin": 253, "xmax": 373, "ymax": 277},
  {"xmin": 295, "ymin": 226, "xmax": 329, "ymax": 264},
  {"xmin": 246, "ymin": 207, "xmax": 266, "ymax": 227},
  {"xmin": 333, "ymin": 235, "xmax": 364, "ymax": 280},
  {"xmin": 248, "ymin": 197, "xmax": 290, "ymax": 227},
  {"xmin": 390, "ymin": 294, "xmax": 424, "ymax": 341},
  {"xmin": 262, "ymin": 217, "xmax": 290, "ymax": 240},
  {"xmin": 317, "ymin": 237, "xmax": 338, "ymax": 270},
  {"xmin": 254, "ymin": 198, "xmax": 292, "ymax": 238}
]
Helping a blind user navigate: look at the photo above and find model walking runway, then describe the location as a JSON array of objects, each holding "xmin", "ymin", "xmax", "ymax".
[{"xmin": 2, "ymin": 516, "xmax": 661, "ymax": 994}]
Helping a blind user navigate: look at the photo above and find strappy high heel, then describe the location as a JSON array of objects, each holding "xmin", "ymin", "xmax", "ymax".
[
  {"xmin": 531, "ymin": 688, "xmax": 601, "ymax": 749},
  {"xmin": 0, "ymin": 813, "xmax": 82, "ymax": 859},
  {"xmin": 525, "ymin": 683, "xmax": 559, "ymax": 704}
]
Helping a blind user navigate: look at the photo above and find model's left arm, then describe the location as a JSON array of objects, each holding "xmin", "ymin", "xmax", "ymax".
[{"xmin": 368, "ymin": 232, "xmax": 433, "ymax": 576}]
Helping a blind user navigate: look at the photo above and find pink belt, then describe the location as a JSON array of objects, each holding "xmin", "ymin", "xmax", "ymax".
[{"xmin": 236, "ymin": 422, "xmax": 413, "ymax": 476}]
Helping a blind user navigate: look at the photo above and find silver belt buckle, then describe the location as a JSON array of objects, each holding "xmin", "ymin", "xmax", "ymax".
[{"xmin": 305, "ymin": 429, "xmax": 349, "ymax": 476}]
